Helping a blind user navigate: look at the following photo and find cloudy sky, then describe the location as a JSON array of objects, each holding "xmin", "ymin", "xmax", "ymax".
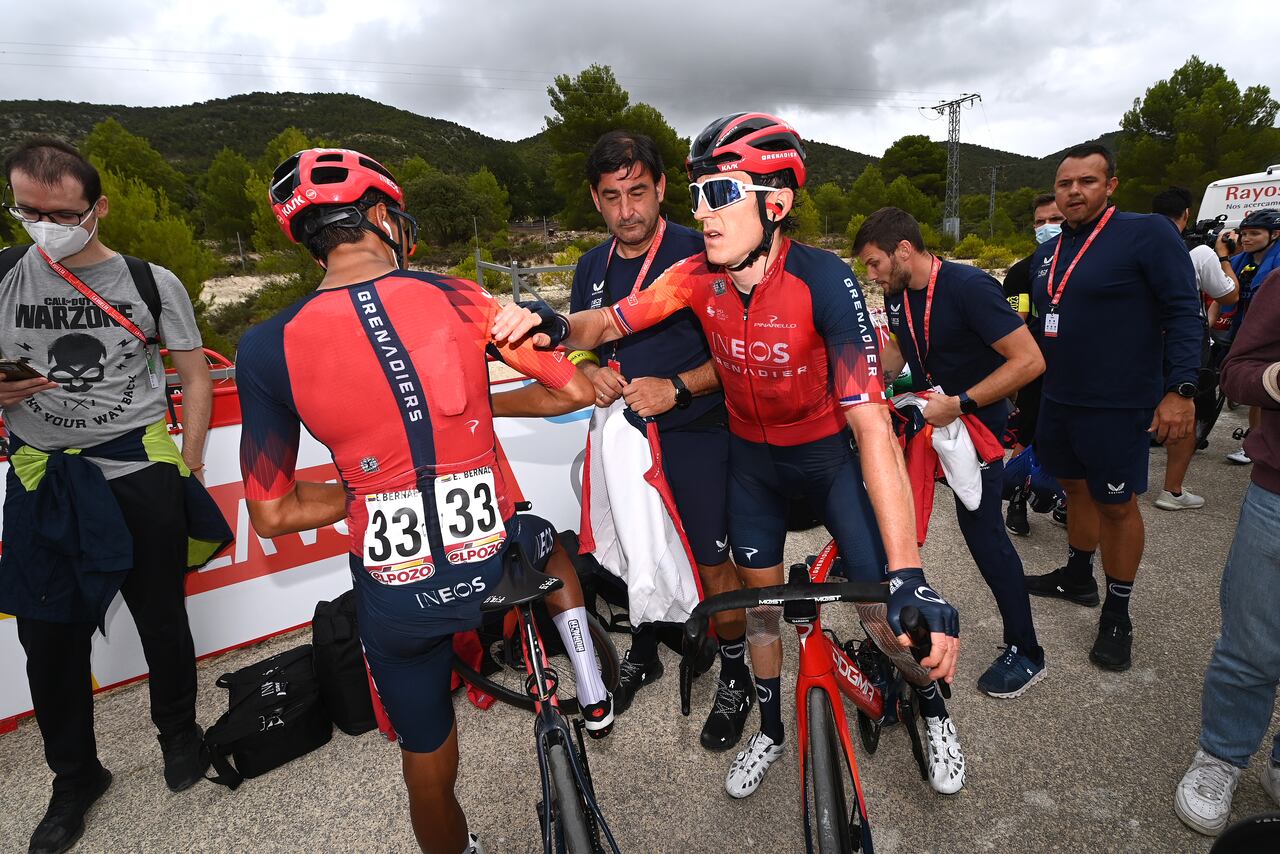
[{"xmin": 1, "ymin": 1, "xmax": 1275, "ymax": 159}]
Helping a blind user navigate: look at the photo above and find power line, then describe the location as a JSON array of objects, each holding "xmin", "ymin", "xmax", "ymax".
[{"xmin": 0, "ymin": 41, "xmax": 962, "ymax": 104}]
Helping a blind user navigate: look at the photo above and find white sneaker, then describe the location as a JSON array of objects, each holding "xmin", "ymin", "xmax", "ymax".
[
  {"xmin": 1175, "ymin": 749, "xmax": 1242, "ymax": 836},
  {"xmin": 924, "ymin": 716, "xmax": 966, "ymax": 795},
  {"xmin": 725, "ymin": 731, "xmax": 785, "ymax": 799},
  {"xmin": 1262, "ymin": 759, "xmax": 1280, "ymax": 808},
  {"xmin": 1226, "ymin": 447, "xmax": 1252, "ymax": 465},
  {"xmin": 466, "ymin": 832, "xmax": 486, "ymax": 854},
  {"xmin": 1155, "ymin": 489, "xmax": 1205, "ymax": 511}
]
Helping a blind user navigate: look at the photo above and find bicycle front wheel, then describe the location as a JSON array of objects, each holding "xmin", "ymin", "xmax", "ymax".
[
  {"xmin": 806, "ymin": 689, "xmax": 854, "ymax": 853},
  {"xmin": 547, "ymin": 742, "xmax": 595, "ymax": 854}
]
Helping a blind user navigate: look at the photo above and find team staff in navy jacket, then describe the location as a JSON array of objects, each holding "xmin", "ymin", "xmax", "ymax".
[
  {"xmin": 1024, "ymin": 143, "xmax": 1202, "ymax": 672},
  {"xmin": 567, "ymin": 131, "xmax": 752, "ymax": 752}
]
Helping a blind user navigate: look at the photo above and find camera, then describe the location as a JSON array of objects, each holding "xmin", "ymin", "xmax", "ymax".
[{"xmin": 1183, "ymin": 214, "xmax": 1233, "ymax": 253}]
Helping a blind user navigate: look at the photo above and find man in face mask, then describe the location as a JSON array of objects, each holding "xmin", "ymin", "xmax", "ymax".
[
  {"xmin": 1000, "ymin": 194, "xmax": 1065, "ymax": 535},
  {"xmin": 0, "ymin": 138, "xmax": 220, "ymax": 854}
]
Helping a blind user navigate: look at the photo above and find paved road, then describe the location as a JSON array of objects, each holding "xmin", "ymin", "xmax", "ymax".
[{"xmin": 3, "ymin": 406, "xmax": 1277, "ymax": 853}]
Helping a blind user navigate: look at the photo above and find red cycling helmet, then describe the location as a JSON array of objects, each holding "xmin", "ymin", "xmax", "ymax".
[
  {"xmin": 270, "ymin": 148, "xmax": 405, "ymax": 243},
  {"xmin": 686, "ymin": 112, "xmax": 807, "ymax": 188}
]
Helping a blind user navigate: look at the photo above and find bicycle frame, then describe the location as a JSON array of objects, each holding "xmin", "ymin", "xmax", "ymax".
[
  {"xmin": 790, "ymin": 540, "xmax": 881, "ymax": 853},
  {"xmin": 512, "ymin": 595, "xmax": 621, "ymax": 854}
]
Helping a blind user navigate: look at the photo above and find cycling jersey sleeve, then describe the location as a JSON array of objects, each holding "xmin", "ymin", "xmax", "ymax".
[
  {"xmin": 237, "ymin": 322, "xmax": 301, "ymax": 502},
  {"xmin": 439, "ymin": 276, "xmax": 577, "ymax": 390},
  {"xmin": 808, "ymin": 258, "xmax": 887, "ymax": 408},
  {"xmin": 608, "ymin": 255, "xmax": 700, "ymax": 337}
]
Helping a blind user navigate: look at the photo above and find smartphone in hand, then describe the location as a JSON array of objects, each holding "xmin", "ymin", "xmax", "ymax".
[{"xmin": 0, "ymin": 359, "xmax": 46, "ymax": 382}]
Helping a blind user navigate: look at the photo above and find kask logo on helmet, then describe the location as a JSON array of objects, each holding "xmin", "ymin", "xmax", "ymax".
[{"xmin": 279, "ymin": 192, "xmax": 309, "ymax": 218}]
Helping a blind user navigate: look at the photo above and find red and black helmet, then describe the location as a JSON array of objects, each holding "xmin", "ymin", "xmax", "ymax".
[
  {"xmin": 270, "ymin": 148, "xmax": 405, "ymax": 243},
  {"xmin": 686, "ymin": 112, "xmax": 807, "ymax": 188}
]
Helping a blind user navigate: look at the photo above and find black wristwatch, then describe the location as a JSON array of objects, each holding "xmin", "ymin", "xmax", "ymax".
[
  {"xmin": 672, "ymin": 375, "xmax": 692, "ymax": 410},
  {"xmin": 957, "ymin": 391, "xmax": 979, "ymax": 415},
  {"xmin": 1173, "ymin": 382, "xmax": 1198, "ymax": 399}
]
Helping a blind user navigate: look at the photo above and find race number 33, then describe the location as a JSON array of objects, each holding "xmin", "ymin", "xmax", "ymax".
[
  {"xmin": 363, "ymin": 490, "xmax": 430, "ymax": 568},
  {"xmin": 434, "ymin": 467, "xmax": 503, "ymax": 563}
]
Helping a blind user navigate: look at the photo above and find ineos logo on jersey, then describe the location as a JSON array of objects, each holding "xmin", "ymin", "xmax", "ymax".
[
  {"xmin": 414, "ymin": 576, "xmax": 488, "ymax": 608},
  {"xmin": 710, "ymin": 333, "xmax": 790, "ymax": 365}
]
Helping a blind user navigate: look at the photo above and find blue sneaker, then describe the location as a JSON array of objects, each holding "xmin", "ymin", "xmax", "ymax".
[{"xmin": 977, "ymin": 646, "xmax": 1046, "ymax": 698}]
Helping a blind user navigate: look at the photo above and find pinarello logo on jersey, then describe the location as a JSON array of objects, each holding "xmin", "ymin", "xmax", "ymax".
[
  {"xmin": 368, "ymin": 559, "xmax": 436, "ymax": 586},
  {"xmin": 753, "ymin": 314, "xmax": 797, "ymax": 329},
  {"xmin": 445, "ymin": 533, "xmax": 507, "ymax": 565}
]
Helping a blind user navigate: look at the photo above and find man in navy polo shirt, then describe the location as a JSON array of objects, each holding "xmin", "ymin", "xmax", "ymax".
[
  {"xmin": 567, "ymin": 130, "xmax": 752, "ymax": 751},
  {"xmin": 1024, "ymin": 143, "xmax": 1202, "ymax": 671},
  {"xmin": 854, "ymin": 207, "xmax": 1049, "ymax": 698}
]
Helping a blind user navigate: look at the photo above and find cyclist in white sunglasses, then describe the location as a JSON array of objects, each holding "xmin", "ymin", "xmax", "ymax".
[{"xmin": 494, "ymin": 113, "xmax": 965, "ymax": 797}]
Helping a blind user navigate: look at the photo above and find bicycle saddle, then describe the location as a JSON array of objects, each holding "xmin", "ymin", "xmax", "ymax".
[{"xmin": 480, "ymin": 543, "xmax": 563, "ymax": 612}]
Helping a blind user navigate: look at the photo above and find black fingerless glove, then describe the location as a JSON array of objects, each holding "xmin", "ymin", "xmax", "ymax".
[
  {"xmin": 886, "ymin": 568, "xmax": 959, "ymax": 639},
  {"xmin": 518, "ymin": 299, "xmax": 570, "ymax": 348}
]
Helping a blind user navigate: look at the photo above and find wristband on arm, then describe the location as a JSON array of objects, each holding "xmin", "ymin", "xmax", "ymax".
[{"xmin": 567, "ymin": 350, "xmax": 599, "ymax": 366}]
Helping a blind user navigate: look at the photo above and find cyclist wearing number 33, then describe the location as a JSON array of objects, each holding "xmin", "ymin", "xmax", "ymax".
[{"xmin": 236, "ymin": 149, "xmax": 609, "ymax": 854}]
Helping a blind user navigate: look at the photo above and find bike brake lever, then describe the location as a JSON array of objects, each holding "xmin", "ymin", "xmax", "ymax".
[{"xmin": 902, "ymin": 605, "xmax": 951, "ymax": 699}]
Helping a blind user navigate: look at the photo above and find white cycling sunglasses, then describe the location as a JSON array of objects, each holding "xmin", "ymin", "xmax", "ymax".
[{"xmin": 689, "ymin": 177, "xmax": 777, "ymax": 214}]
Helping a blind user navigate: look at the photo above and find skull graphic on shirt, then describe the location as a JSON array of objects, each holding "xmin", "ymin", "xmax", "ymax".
[{"xmin": 47, "ymin": 333, "xmax": 107, "ymax": 393}]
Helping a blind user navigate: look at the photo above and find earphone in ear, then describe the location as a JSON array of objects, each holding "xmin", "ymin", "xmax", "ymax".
[{"xmin": 382, "ymin": 220, "xmax": 395, "ymax": 240}]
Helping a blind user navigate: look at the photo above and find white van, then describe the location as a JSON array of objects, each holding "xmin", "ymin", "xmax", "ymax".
[{"xmin": 1197, "ymin": 164, "xmax": 1280, "ymax": 227}]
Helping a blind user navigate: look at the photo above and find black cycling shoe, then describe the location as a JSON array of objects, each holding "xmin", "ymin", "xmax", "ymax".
[
  {"xmin": 1051, "ymin": 497, "xmax": 1068, "ymax": 528},
  {"xmin": 699, "ymin": 674, "xmax": 755, "ymax": 752},
  {"xmin": 1024, "ymin": 567, "xmax": 1100, "ymax": 607},
  {"xmin": 1005, "ymin": 494, "xmax": 1030, "ymax": 536},
  {"xmin": 1090, "ymin": 613, "xmax": 1133, "ymax": 671},
  {"xmin": 159, "ymin": 723, "xmax": 209, "ymax": 792},
  {"xmin": 613, "ymin": 651, "xmax": 664, "ymax": 716},
  {"xmin": 29, "ymin": 766, "xmax": 112, "ymax": 854}
]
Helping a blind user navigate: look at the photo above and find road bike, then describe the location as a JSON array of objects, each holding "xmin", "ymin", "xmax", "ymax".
[
  {"xmin": 480, "ymin": 538, "xmax": 622, "ymax": 854},
  {"xmin": 680, "ymin": 539, "xmax": 943, "ymax": 853}
]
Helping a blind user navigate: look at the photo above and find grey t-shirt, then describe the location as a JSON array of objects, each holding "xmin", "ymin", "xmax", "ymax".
[{"xmin": 1, "ymin": 249, "xmax": 201, "ymax": 478}]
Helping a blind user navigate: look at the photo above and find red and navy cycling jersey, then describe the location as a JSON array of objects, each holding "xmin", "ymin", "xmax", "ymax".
[
  {"xmin": 236, "ymin": 271, "xmax": 575, "ymax": 586},
  {"xmin": 609, "ymin": 238, "xmax": 886, "ymax": 446}
]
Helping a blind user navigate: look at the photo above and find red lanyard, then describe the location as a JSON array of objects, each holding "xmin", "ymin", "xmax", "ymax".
[
  {"xmin": 605, "ymin": 216, "xmax": 667, "ymax": 297},
  {"xmin": 39, "ymin": 248, "xmax": 154, "ymax": 346},
  {"xmin": 39, "ymin": 247, "xmax": 160, "ymax": 389},
  {"xmin": 1045, "ymin": 205, "xmax": 1115, "ymax": 310},
  {"xmin": 901, "ymin": 255, "xmax": 941, "ymax": 384}
]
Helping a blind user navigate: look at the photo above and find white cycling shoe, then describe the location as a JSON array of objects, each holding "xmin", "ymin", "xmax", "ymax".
[
  {"xmin": 924, "ymin": 716, "xmax": 966, "ymax": 795},
  {"xmin": 725, "ymin": 731, "xmax": 785, "ymax": 798}
]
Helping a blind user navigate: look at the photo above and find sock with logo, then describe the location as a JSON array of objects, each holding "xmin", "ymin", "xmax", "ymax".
[
  {"xmin": 627, "ymin": 622, "xmax": 659, "ymax": 664},
  {"xmin": 914, "ymin": 681, "xmax": 948, "ymax": 720},
  {"xmin": 1101, "ymin": 574, "xmax": 1133, "ymax": 620},
  {"xmin": 755, "ymin": 676, "xmax": 784, "ymax": 744},
  {"xmin": 717, "ymin": 633, "xmax": 750, "ymax": 686},
  {"xmin": 552, "ymin": 607, "xmax": 607, "ymax": 706},
  {"xmin": 1063, "ymin": 545, "xmax": 1096, "ymax": 586}
]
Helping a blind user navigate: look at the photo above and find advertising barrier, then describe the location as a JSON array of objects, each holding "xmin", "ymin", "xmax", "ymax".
[{"xmin": 0, "ymin": 375, "xmax": 589, "ymax": 732}]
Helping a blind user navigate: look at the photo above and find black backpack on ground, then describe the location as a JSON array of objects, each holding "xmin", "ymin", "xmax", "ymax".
[
  {"xmin": 312, "ymin": 590, "xmax": 377, "ymax": 735},
  {"xmin": 203, "ymin": 644, "xmax": 333, "ymax": 790}
]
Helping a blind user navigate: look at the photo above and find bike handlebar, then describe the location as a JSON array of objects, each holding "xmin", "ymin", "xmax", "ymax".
[{"xmin": 679, "ymin": 580, "xmax": 886, "ymax": 716}]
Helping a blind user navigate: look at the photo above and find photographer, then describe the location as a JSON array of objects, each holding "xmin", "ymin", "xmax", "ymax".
[{"xmin": 1150, "ymin": 187, "xmax": 1238, "ymax": 510}]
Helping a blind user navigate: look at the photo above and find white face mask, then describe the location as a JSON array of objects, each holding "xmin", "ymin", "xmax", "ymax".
[
  {"xmin": 1034, "ymin": 223, "xmax": 1062, "ymax": 245},
  {"xmin": 23, "ymin": 216, "xmax": 98, "ymax": 263}
]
